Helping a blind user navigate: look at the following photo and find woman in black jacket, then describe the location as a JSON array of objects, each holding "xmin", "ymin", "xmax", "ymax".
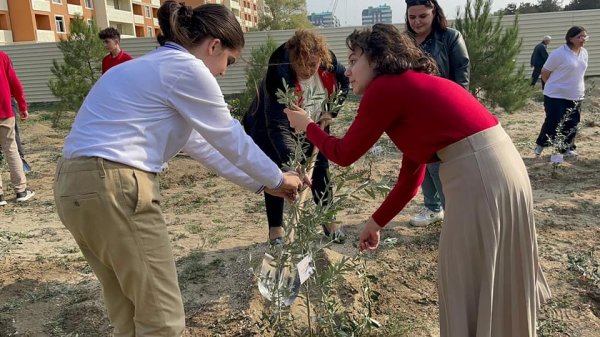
[
  {"xmin": 405, "ymin": 0, "xmax": 470, "ymax": 227},
  {"xmin": 243, "ymin": 30, "xmax": 349, "ymax": 244}
]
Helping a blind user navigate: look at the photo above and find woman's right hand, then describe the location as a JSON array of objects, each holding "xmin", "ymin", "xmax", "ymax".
[{"xmin": 358, "ymin": 217, "xmax": 382, "ymax": 251}]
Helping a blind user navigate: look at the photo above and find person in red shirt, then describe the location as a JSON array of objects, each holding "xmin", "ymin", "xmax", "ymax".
[
  {"xmin": 0, "ymin": 51, "xmax": 35, "ymax": 205},
  {"xmin": 99, "ymin": 27, "xmax": 133, "ymax": 74},
  {"xmin": 285, "ymin": 24, "xmax": 550, "ymax": 337}
]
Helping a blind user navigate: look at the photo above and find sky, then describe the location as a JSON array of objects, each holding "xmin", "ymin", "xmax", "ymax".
[{"xmin": 306, "ymin": 0, "xmax": 517, "ymax": 26}]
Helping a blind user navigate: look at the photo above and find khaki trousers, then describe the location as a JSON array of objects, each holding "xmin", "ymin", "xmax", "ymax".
[
  {"xmin": 53, "ymin": 157, "xmax": 185, "ymax": 337},
  {"xmin": 0, "ymin": 117, "xmax": 26, "ymax": 195},
  {"xmin": 437, "ymin": 124, "xmax": 551, "ymax": 337}
]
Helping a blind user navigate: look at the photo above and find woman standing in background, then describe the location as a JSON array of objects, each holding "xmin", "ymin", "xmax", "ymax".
[
  {"xmin": 534, "ymin": 26, "xmax": 588, "ymax": 157},
  {"xmin": 405, "ymin": 0, "xmax": 470, "ymax": 227}
]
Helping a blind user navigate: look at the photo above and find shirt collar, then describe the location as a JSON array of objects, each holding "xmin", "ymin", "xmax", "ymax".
[{"xmin": 162, "ymin": 42, "xmax": 190, "ymax": 54}]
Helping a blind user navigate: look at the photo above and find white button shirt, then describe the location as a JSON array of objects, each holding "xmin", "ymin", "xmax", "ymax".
[{"xmin": 63, "ymin": 42, "xmax": 282, "ymax": 192}]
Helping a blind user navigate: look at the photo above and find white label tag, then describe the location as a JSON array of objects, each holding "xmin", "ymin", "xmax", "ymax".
[
  {"xmin": 297, "ymin": 255, "xmax": 315, "ymax": 284},
  {"xmin": 550, "ymin": 154, "xmax": 564, "ymax": 163}
]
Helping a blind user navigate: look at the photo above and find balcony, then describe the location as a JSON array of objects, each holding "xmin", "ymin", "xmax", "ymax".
[
  {"xmin": 229, "ymin": 0, "xmax": 240, "ymax": 10},
  {"xmin": 36, "ymin": 29, "xmax": 55, "ymax": 42},
  {"xmin": 134, "ymin": 14, "xmax": 143, "ymax": 24},
  {"xmin": 0, "ymin": 30, "xmax": 12, "ymax": 43},
  {"xmin": 67, "ymin": 4, "xmax": 83, "ymax": 15},
  {"xmin": 32, "ymin": 0, "xmax": 51, "ymax": 12},
  {"xmin": 0, "ymin": 0, "xmax": 7, "ymax": 11},
  {"xmin": 107, "ymin": 8, "xmax": 133, "ymax": 23}
]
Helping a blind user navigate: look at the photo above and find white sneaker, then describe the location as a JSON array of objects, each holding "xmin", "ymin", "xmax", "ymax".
[
  {"xmin": 409, "ymin": 207, "xmax": 444, "ymax": 227},
  {"xmin": 16, "ymin": 189, "xmax": 35, "ymax": 202},
  {"xmin": 564, "ymin": 149, "xmax": 578, "ymax": 158},
  {"xmin": 534, "ymin": 145, "xmax": 544, "ymax": 156}
]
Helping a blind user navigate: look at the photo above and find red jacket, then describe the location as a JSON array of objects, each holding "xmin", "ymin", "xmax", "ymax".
[{"xmin": 0, "ymin": 51, "xmax": 27, "ymax": 119}]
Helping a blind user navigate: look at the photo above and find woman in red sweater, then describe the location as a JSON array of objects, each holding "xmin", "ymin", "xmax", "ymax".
[{"xmin": 285, "ymin": 24, "xmax": 550, "ymax": 337}]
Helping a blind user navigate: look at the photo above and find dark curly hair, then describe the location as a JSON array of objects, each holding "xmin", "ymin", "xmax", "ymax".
[
  {"xmin": 346, "ymin": 23, "xmax": 437, "ymax": 76},
  {"xmin": 99, "ymin": 27, "xmax": 120, "ymax": 41}
]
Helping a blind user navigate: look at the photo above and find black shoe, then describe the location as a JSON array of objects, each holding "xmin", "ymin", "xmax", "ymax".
[{"xmin": 16, "ymin": 189, "xmax": 35, "ymax": 202}]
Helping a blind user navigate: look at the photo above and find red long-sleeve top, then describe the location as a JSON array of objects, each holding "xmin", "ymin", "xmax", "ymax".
[
  {"xmin": 0, "ymin": 51, "xmax": 27, "ymax": 119},
  {"xmin": 306, "ymin": 70, "xmax": 498, "ymax": 227}
]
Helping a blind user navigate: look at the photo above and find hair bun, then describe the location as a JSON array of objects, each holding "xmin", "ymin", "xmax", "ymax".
[{"xmin": 178, "ymin": 4, "xmax": 193, "ymax": 18}]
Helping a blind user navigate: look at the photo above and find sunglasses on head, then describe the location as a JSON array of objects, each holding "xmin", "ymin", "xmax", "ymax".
[{"xmin": 405, "ymin": 0, "xmax": 433, "ymax": 6}]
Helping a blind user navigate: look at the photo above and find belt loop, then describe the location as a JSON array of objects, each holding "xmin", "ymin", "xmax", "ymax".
[{"xmin": 97, "ymin": 157, "xmax": 106, "ymax": 178}]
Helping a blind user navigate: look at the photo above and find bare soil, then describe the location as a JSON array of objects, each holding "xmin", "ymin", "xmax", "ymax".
[{"xmin": 1, "ymin": 87, "xmax": 599, "ymax": 336}]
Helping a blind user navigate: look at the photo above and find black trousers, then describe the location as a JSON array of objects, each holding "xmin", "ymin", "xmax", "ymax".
[
  {"xmin": 264, "ymin": 151, "xmax": 332, "ymax": 228},
  {"xmin": 535, "ymin": 95, "xmax": 581, "ymax": 150},
  {"xmin": 531, "ymin": 66, "xmax": 545, "ymax": 89}
]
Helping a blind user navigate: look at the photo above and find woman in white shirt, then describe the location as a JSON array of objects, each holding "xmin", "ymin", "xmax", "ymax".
[
  {"xmin": 53, "ymin": 1, "xmax": 302, "ymax": 335},
  {"xmin": 534, "ymin": 26, "xmax": 588, "ymax": 157}
]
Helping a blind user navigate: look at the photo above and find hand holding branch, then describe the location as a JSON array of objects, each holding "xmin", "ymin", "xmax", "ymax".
[
  {"xmin": 284, "ymin": 104, "xmax": 313, "ymax": 133},
  {"xmin": 264, "ymin": 171, "xmax": 304, "ymax": 201}
]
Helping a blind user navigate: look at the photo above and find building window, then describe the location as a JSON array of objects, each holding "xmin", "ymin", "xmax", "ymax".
[
  {"xmin": 55, "ymin": 16, "xmax": 65, "ymax": 33},
  {"xmin": 52, "ymin": 0, "xmax": 62, "ymax": 4},
  {"xmin": 85, "ymin": 0, "xmax": 93, "ymax": 9},
  {"xmin": 87, "ymin": 19, "xmax": 93, "ymax": 27},
  {"xmin": 147, "ymin": 27, "xmax": 153, "ymax": 37},
  {"xmin": 144, "ymin": 6, "xmax": 151, "ymax": 18}
]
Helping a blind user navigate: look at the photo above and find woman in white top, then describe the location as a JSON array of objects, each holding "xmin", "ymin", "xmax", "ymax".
[
  {"xmin": 53, "ymin": 1, "xmax": 302, "ymax": 335},
  {"xmin": 534, "ymin": 26, "xmax": 588, "ymax": 157}
]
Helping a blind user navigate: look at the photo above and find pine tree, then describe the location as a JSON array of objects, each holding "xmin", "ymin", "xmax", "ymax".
[
  {"xmin": 455, "ymin": 0, "xmax": 534, "ymax": 112},
  {"xmin": 48, "ymin": 16, "xmax": 105, "ymax": 128},
  {"xmin": 227, "ymin": 36, "xmax": 278, "ymax": 120},
  {"xmin": 257, "ymin": 0, "xmax": 312, "ymax": 31},
  {"xmin": 564, "ymin": 0, "xmax": 600, "ymax": 10}
]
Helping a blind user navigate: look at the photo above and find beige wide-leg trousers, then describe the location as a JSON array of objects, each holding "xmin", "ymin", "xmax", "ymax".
[
  {"xmin": 53, "ymin": 157, "xmax": 185, "ymax": 337},
  {"xmin": 437, "ymin": 124, "xmax": 551, "ymax": 337}
]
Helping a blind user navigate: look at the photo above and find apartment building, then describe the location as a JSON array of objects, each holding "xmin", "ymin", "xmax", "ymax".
[
  {"xmin": 0, "ymin": 0, "xmax": 160, "ymax": 44},
  {"xmin": 362, "ymin": 4, "xmax": 392, "ymax": 25},
  {"xmin": 308, "ymin": 11, "xmax": 340, "ymax": 28},
  {"xmin": 160, "ymin": 0, "xmax": 263, "ymax": 32},
  {"xmin": 95, "ymin": 0, "xmax": 162, "ymax": 39}
]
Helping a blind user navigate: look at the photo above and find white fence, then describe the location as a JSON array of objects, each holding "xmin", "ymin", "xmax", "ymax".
[{"xmin": 1, "ymin": 9, "xmax": 598, "ymax": 103}]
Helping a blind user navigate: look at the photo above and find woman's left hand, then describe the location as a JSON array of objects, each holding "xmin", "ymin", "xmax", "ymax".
[{"xmin": 284, "ymin": 104, "xmax": 313, "ymax": 133}]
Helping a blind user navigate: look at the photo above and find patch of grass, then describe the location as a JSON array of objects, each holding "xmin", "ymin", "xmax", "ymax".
[
  {"xmin": 179, "ymin": 174, "xmax": 200, "ymax": 187},
  {"xmin": 375, "ymin": 313, "xmax": 428, "ymax": 336},
  {"xmin": 57, "ymin": 245, "xmax": 80, "ymax": 254},
  {"xmin": 537, "ymin": 317, "xmax": 572, "ymax": 337},
  {"xmin": 171, "ymin": 232, "xmax": 188, "ymax": 241},
  {"xmin": 203, "ymin": 180, "xmax": 218, "ymax": 188},
  {"xmin": 244, "ymin": 199, "xmax": 265, "ymax": 213},
  {"xmin": 568, "ymin": 251, "xmax": 599, "ymax": 289},
  {"xmin": 178, "ymin": 252, "xmax": 226, "ymax": 288},
  {"xmin": 185, "ymin": 224, "xmax": 204, "ymax": 234}
]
